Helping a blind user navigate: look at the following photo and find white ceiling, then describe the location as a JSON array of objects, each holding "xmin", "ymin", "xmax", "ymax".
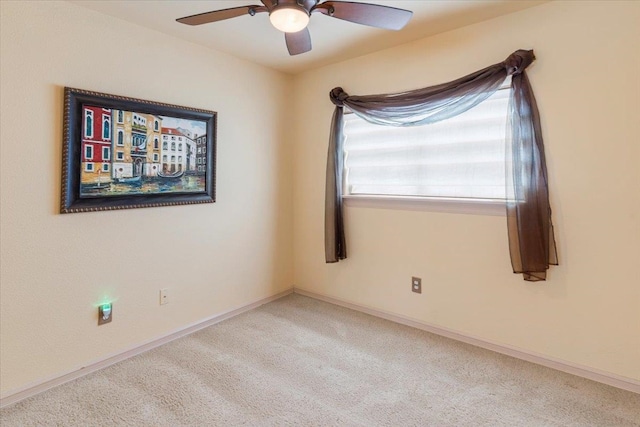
[{"xmin": 69, "ymin": 0, "xmax": 548, "ymax": 75}]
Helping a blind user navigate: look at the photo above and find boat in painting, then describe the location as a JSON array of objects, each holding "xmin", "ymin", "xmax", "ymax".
[
  {"xmin": 157, "ymin": 169, "xmax": 185, "ymax": 180},
  {"xmin": 114, "ymin": 175, "xmax": 142, "ymax": 184}
]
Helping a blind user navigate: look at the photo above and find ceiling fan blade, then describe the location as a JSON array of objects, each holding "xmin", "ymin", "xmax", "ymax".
[
  {"xmin": 285, "ymin": 28, "xmax": 312, "ymax": 56},
  {"xmin": 314, "ymin": 1, "xmax": 412, "ymax": 30},
  {"xmin": 177, "ymin": 6, "xmax": 266, "ymax": 26}
]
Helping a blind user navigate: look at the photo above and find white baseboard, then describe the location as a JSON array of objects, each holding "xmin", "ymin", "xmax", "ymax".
[
  {"xmin": 3, "ymin": 286, "xmax": 636, "ymax": 409},
  {"xmin": 0, "ymin": 288, "xmax": 294, "ymax": 409},
  {"xmin": 294, "ymin": 288, "xmax": 640, "ymax": 394}
]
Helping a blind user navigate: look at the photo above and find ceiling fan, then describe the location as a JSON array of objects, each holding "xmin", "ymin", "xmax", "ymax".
[{"xmin": 176, "ymin": 0, "xmax": 413, "ymax": 56}]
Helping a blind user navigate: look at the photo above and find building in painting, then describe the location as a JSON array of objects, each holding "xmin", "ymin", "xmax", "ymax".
[
  {"xmin": 130, "ymin": 113, "xmax": 147, "ymax": 178},
  {"xmin": 177, "ymin": 127, "xmax": 197, "ymax": 172},
  {"xmin": 161, "ymin": 128, "xmax": 189, "ymax": 174},
  {"xmin": 81, "ymin": 106, "xmax": 112, "ymax": 187},
  {"xmin": 112, "ymin": 110, "xmax": 162, "ymax": 181},
  {"xmin": 112, "ymin": 109, "xmax": 133, "ymax": 180},
  {"xmin": 194, "ymin": 133, "xmax": 207, "ymax": 174},
  {"xmin": 147, "ymin": 116, "xmax": 162, "ymax": 177}
]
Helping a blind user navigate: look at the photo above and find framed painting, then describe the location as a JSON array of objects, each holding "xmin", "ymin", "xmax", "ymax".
[{"xmin": 61, "ymin": 87, "xmax": 216, "ymax": 213}]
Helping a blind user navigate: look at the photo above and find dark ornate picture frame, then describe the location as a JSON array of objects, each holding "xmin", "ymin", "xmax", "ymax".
[{"xmin": 61, "ymin": 87, "xmax": 216, "ymax": 213}]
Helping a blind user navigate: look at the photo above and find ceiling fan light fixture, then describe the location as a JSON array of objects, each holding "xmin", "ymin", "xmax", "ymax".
[{"xmin": 269, "ymin": 5, "xmax": 310, "ymax": 33}]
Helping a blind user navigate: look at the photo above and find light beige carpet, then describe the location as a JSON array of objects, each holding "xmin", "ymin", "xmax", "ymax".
[{"xmin": 1, "ymin": 294, "xmax": 639, "ymax": 426}]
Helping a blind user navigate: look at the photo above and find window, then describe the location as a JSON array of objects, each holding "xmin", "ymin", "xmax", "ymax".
[
  {"xmin": 84, "ymin": 110, "xmax": 93, "ymax": 138},
  {"xmin": 102, "ymin": 163, "xmax": 109, "ymax": 172},
  {"xmin": 85, "ymin": 144, "xmax": 93, "ymax": 160},
  {"xmin": 154, "ymin": 137, "xmax": 159, "ymax": 149},
  {"xmin": 154, "ymin": 120, "xmax": 159, "ymax": 131},
  {"xmin": 102, "ymin": 147, "xmax": 110, "ymax": 160},
  {"xmin": 178, "ymin": 143, "xmax": 183, "ymax": 151},
  {"xmin": 116, "ymin": 151, "xmax": 124, "ymax": 160},
  {"xmin": 153, "ymin": 153, "xmax": 159, "ymax": 162},
  {"xmin": 171, "ymin": 142, "xmax": 176, "ymax": 150},
  {"xmin": 85, "ymin": 162, "xmax": 94, "ymax": 172},
  {"xmin": 132, "ymin": 133, "xmax": 146, "ymax": 149},
  {"xmin": 132, "ymin": 113, "xmax": 146, "ymax": 127},
  {"xmin": 163, "ymin": 141, "xmax": 168, "ymax": 150},
  {"xmin": 117, "ymin": 130, "xmax": 124, "ymax": 146},
  {"xmin": 117, "ymin": 110, "xmax": 124, "ymax": 123},
  {"xmin": 102, "ymin": 116, "xmax": 110, "ymax": 140},
  {"xmin": 342, "ymin": 88, "xmax": 510, "ymax": 203}
]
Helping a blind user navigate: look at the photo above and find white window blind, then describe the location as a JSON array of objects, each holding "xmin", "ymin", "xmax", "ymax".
[{"xmin": 343, "ymin": 87, "xmax": 510, "ymax": 200}]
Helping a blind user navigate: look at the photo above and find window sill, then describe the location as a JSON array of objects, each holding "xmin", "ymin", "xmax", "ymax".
[{"xmin": 342, "ymin": 195, "xmax": 506, "ymax": 216}]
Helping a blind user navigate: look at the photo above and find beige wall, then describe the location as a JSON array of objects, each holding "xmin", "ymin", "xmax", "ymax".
[
  {"xmin": 0, "ymin": 1, "xmax": 293, "ymax": 394},
  {"xmin": 292, "ymin": 1, "xmax": 640, "ymax": 381}
]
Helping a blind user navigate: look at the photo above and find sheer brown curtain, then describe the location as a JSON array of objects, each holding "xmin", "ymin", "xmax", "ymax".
[{"xmin": 325, "ymin": 49, "xmax": 558, "ymax": 281}]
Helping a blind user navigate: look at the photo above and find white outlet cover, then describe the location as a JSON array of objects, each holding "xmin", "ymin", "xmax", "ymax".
[{"xmin": 160, "ymin": 289, "xmax": 169, "ymax": 305}]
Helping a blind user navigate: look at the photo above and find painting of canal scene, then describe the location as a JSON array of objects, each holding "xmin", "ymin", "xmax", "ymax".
[
  {"xmin": 62, "ymin": 88, "xmax": 215, "ymax": 213},
  {"xmin": 79, "ymin": 107, "xmax": 207, "ymax": 197}
]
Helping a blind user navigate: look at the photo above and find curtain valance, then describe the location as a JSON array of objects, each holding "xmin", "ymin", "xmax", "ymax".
[{"xmin": 325, "ymin": 49, "xmax": 558, "ymax": 281}]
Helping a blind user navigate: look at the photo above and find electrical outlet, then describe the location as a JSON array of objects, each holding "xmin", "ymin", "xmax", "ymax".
[
  {"xmin": 411, "ymin": 277, "xmax": 422, "ymax": 294},
  {"xmin": 98, "ymin": 303, "xmax": 112, "ymax": 325},
  {"xmin": 160, "ymin": 288, "xmax": 169, "ymax": 305}
]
